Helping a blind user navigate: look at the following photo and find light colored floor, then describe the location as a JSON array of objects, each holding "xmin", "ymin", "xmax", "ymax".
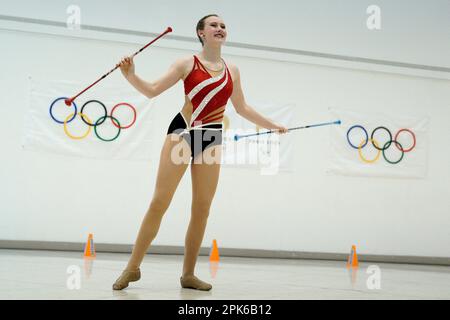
[{"xmin": 0, "ymin": 249, "xmax": 449, "ymax": 300}]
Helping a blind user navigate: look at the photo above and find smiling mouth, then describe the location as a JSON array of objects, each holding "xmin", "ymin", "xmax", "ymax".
[{"xmin": 214, "ymin": 34, "xmax": 224, "ymax": 39}]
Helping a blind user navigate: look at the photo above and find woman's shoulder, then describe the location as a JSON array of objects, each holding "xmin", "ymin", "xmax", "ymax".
[
  {"xmin": 171, "ymin": 55, "xmax": 196, "ymax": 79},
  {"xmin": 173, "ymin": 55, "xmax": 195, "ymax": 68},
  {"xmin": 224, "ymin": 58, "xmax": 237, "ymax": 70},
  {"xmin": 224, "ymin": 60, "xmax": 239, "ymax": 80}
]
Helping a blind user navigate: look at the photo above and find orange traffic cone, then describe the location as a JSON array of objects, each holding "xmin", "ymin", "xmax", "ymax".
[
  {"xmin": 83, "ymin": 233, "xmax": 96, "ymax": 258},
  {"xmin": 209, "ymin": 239, "xmax": 220, "ymax": 262},
  {"xmin": 346, "ymin": 245, "xmax": 359, "ymax": 268}
]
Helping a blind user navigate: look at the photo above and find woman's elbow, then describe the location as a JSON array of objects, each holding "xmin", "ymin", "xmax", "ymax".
[
  {"xmin": 145, "ymin": 91, "xmax": 157, "ymax": 99},
  {"xmin": 234, "ymin": 104, "xmax": 247, "ymax": 116},
  {"xmin": 145, "ymin": 84, "xmax": 158, "ymax": 99}
]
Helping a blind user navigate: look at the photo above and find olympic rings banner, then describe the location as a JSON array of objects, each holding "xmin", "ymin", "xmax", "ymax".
[
  {"xmin": 327, "ymin": 108, "xmax": 429, "ymax": 179},
  {"xmin": 23, "ymin": 77, "xmax": 156, "ymax": 160}
]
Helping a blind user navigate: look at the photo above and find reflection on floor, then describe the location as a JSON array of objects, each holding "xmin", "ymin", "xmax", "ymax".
[{"xmin": 0, "ymin": 249, "xmax": 449, "ymax": 300}]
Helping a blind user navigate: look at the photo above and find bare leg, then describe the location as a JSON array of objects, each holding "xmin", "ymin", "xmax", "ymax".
[
  {"xmin": 113, "ymin": 134, "xmax": 191, "ymax": 290},
  {"xmin": 125, "ymin": 134, "xmax": 191, "ymax": 271},
  {"xmin": 180, "ymin": 146, "xmax": 222, "ymax": 290}
]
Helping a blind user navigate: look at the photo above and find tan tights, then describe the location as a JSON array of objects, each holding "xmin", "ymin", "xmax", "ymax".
[{"xmin": 125, "ymin": 135, "xmax": 221, "ymax": 278}]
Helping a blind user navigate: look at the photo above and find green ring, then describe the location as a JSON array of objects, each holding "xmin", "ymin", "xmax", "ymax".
[
  {"xmin": 94, "ymin": 115, "xmax": 121, "ymax": 142},
  {"xmin": 382, "ymin": 140, "xmax": 404, "ymax": 164}
]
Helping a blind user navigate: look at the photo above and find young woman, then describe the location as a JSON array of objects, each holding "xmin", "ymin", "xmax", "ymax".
[{"xmin": 113, "ymin": 14, "xmax": 288, "ymax": 291}]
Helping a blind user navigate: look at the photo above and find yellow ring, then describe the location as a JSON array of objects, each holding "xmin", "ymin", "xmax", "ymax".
[
  {"xmin": 358, "ymin": 138, "xmax": 381, "ymax": 163},
  {"xmin": 63, "ymin": 112, "xmax": 92, "ymax": 140}
]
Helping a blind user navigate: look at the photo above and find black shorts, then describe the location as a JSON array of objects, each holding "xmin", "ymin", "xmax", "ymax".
[{"xmin": 166, "ymin": 112, "xmax": 223, "ymax": 160}]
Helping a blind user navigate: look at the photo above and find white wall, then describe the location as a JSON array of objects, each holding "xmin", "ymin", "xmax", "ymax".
[
  {"xmin": 1, "ymin": 0, "xmax": 449, "ymax": 258},
  {"xmin": 1, "ymin": 0, "xmax": 449, "ymax": 68}
]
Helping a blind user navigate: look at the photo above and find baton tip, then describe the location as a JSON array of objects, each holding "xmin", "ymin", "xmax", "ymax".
[
  {"xmin": 167, "ymin": 27, "xmax": 173, "ymax": 33},
  {"xmin": 336, "ymin": 120, "xmax": 342, "ymax": 125},
  {"xmin": 64, "ymin": 98, "xmax": 73, "ymax": 106},
  {"xmin": 234, "ymin": 135, "xmax": 240, "ymax": 141}
]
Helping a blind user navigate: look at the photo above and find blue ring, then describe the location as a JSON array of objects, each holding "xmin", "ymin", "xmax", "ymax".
[
  {"xmin": 347, "ymin": 125, "xmax": 368, "ymax": 149},
  {"xmin": 49, "ymin": 97, "xmax": 77, "ymax": 124}
]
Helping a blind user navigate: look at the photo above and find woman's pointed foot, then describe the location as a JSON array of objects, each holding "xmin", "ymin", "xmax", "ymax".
[
  {"xmin": 112, "ymin": 268, "xmax": 141, "ymax": 290},
  {"xmin": 180, "ymin": 275, "xmax": 212, "ymax": 291}
]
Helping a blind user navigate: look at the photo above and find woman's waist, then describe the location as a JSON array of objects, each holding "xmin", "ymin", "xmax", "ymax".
[
  {"xmin": 180, "ymin": 106, "xmax": 225, "ymax": 128},
  {"xmin": 176, "ymin": 111, "xmax": 222, "ymax": 131}
]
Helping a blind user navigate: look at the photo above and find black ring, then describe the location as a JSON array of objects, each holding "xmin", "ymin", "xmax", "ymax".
[
  {"xmin": 81, "ymin": 100, "xmax": 108, "ymax": 127},
  {"xmin": 382, "ymin": 140, "xmax": 404, "ymax": 164},
  {"xmin": 371, "ymin": 126, "xmax": 392, "ymax": 151}
]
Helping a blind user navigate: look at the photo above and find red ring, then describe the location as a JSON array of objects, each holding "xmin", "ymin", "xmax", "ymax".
[
  {"xmin": 394, "ymin": 128, "xmax": 416, "ymax": 152},
  {"xmin": 110, "ymin": 102, "xmax": 137, "ymax": 129}
]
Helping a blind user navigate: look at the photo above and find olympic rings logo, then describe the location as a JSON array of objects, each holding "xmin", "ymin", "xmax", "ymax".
[
  {"xmin": 346, "ymin": 125, "xmax": 416, "ymax": 164},
  {"xmin": 49, "ymin": 97, "xmax": 137, "ymax": 142}
]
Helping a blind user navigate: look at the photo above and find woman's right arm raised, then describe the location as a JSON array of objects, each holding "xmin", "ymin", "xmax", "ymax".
[{"xmin": 117, "ymin": 56, "xmax": 186, "ymax": 99}]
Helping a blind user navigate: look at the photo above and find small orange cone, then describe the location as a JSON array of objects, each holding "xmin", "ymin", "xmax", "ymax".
[
  {"xmin": 209, "ymin": 239, "xmax": 220, "ymax": 262},
  {"xmin": 346, "ymin": 245, "xmax": 359, "ymax": 268},
  {"xmin": 83, "ymin": 233, "xmax": 96, "ymax": 258}
]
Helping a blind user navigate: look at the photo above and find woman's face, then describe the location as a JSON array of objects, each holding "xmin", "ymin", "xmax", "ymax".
[{"xmin": 199, "ymin": 16, "xmax": 227, "ymax": 46}]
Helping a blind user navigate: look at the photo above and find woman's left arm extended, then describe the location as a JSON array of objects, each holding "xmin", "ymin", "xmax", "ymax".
[{"xmin": 230, "ymin": 65, "xmax": 288, "ymax": 134}]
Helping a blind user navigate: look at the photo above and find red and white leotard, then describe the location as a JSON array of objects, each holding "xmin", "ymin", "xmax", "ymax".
[{"xmin": 184, "ymin": 55, "xmax": 233, "ymax": 127}]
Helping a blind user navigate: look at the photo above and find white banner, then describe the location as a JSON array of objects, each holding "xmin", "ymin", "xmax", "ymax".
[
  {"xmin": 221, "ymin": 100, "xmax": 295, "ymax": 174},
  {"xmin": 327, "ymin": 108, "xmax": 429, "ymax": 179},
  {"xmin": 23, "ymin": 76, "xmax": 155, "ymax": 161}
]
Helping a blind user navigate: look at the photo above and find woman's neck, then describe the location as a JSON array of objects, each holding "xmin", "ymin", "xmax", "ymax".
[{"xmin": 199, "ymin": 45, "xmax": 222, "ymax": 64}]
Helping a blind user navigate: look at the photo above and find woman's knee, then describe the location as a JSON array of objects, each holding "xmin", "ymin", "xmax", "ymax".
[
  {"xmin": 191, "ymin": 200, "xmax": 213, "ymax": 220},
  {"xmin": 148, "ymin": 196, "xmax": 171, "ymax": 217}
]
